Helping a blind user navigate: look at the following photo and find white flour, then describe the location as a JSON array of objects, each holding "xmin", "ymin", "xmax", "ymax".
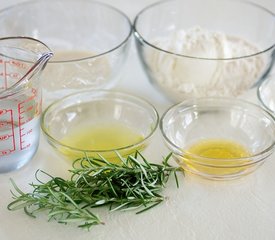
[{"xmin": 147, "ymin": 27, "xmax": 265, "ymax": 101}]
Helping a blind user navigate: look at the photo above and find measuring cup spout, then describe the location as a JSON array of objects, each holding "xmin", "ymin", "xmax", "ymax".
[
  {"xmin": 14, "ymin": 51, "xmax": 54, "ymax": 91},
  {"xmin": 0, "ymin": 36, "xmax": 53, "ymax": 98}
]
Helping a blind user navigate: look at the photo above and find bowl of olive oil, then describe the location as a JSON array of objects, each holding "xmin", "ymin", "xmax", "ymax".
[
  {"xmin": 160, "ymin": 98, "xmax": 275, "ymax": 180},
  {"xmin": 41, "ymin": 90, "xmax": 159, "ymax": 163}
]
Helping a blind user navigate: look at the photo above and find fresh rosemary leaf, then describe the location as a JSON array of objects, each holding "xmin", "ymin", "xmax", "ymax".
[{"xmin": 8, "ymin": 151, "xmax": 181, "ymax": 230}]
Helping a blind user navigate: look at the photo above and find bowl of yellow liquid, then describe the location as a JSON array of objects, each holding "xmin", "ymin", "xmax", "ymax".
[
  {"xmin": 41, "ymin": 90, "xmax": 159, "ymax": 163},
  {"xmin": 160, "ymin": 98, "xmax": 275, "ymax": 180}
]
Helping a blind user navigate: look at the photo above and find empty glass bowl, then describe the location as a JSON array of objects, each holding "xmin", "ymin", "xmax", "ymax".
[
  {"xmin": 0, "ymin": 0, "xmax": 132, "ymax": 105},
  {"xmin": 41, "ymin": 90, "xmax": 159, "ymax": 162},
  {"xmin": 134, "ymin": 0, "xmax": 275, "ymax": 102},
  {"xmin": 160, "ymin": 98, "xmax": 275, "ymax": 180}
]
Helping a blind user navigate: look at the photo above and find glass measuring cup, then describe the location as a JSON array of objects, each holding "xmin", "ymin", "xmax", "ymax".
[{"xmin": 0, "ymin": 37, "xmax": 52, "ymax": 173}]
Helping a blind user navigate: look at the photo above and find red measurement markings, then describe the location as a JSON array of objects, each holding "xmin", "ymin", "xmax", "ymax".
[
  {"xmin": 11, "ymin": 60, "xmax": 27, "ymax": 69},
  {"xmin": 0, "ymin": 59, "xmax": 8, "ymax": 90},
  {"xmin": 18, "ymin": 96, "xmax": 35, "ymax": 150},
  {"xmin": 0, "ymin": 59, "xmax": 26, "ymax": 90},
  {"xmin": 0, "ymin": 109, "xmax": 15, "ymax": 156},
  {"xmin": 19, "ymin": 126, "xmax": 31, "ymax": 150}
]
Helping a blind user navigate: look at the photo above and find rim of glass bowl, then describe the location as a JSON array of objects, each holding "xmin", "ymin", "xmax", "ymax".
[
  {"xmin": 41, "ymin": 90, "xmax": 159, "ymax": 154},
  {"xmin": 257, "ymin": 77, "xmax": 275, "ymax": 114},
  {"xmin": 0, "ymin": 0, "xmax": 133, "ymax": 64},
  {"xmin": 160, "ymin": 97, "xmax": 275, "ymax": 167},
  {"xmin": 133, "ymin": 0, "xmax": 275, "ymax": 61}
]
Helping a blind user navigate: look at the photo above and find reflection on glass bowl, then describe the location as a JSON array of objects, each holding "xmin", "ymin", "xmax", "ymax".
[{"xmin": 258, "ymin": 76, "xmax": 275, "ymax": 114}]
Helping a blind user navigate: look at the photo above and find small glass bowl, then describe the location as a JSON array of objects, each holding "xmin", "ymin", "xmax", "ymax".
[
  {"xmin": 160, "ymin": 98, "xmax": 275, "ymax": 180},
  {"xmin": 134, "ymin": 0, "xmax": 275, "ymax": 102},
  {"xmin": 41, "ymin": 90, "xmax": 159, "ymax": 162},
  {"xmin": 0, "ymin": 0, "xmax": 132, "ymax": 105}
]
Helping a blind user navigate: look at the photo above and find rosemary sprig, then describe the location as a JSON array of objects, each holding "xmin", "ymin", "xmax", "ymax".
[
  {"xmin": 8, "ymin": 172, "xmax": 103, "ymax": 229},
  {"xmin": 8, "ymin": 151, "xmax": 181, "ymax": 230}
]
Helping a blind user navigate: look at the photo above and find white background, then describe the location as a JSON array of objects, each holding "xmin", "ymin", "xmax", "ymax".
[{"xmin": 0, "ymin": 0, "xmax": 275, "ymax": 240}]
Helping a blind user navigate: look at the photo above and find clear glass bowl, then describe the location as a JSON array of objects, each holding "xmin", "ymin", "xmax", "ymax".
[
  {"xmin": 160, "ymin": 98, "xmax": 275, "ymax": 180},
  {"xmin": 134, "ymin": 0, "xmax": 275, "ymax": 102},
  {"xmin": 258, "ymin": 76, "xmax": 275, "ymax": 114},
  {"xmin": 41, "ymin": 90, "xmax": 159, "ymax": 162},
  {"xmin": 0, "ymin": 0, "xmax": 132, "ymax": 105}
]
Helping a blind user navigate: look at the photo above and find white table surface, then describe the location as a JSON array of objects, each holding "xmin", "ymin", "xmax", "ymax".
[{"xmin": 1, "ymin": 0, "xmax": 275, "ymax": 240}]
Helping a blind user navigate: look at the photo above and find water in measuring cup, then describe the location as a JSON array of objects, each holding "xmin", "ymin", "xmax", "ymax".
[{"xmin": 0, "ymin": 101, "xmax": 40, "ymax": 173}]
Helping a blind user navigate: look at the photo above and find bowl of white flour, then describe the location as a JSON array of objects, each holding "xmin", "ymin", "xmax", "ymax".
[{"xmin": 133, "ymin": 0, "xmax": 275, "ymax": 102}]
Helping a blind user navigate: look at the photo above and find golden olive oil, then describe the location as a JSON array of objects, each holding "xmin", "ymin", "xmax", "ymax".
[
  {"xmin": 180, "ymin": 139, "xmax": 252, "ymax": 176},
  {"xmin": 59, "ymin": 122, "xmax": 144, "ymax": 162}
]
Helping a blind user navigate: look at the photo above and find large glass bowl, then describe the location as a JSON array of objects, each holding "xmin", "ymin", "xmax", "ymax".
[
  {"xmin": 41, "ymin": 90, "xmax": 159, "ymax": 163},
  {"xmin": 134, "ymin": 0, "xmax": 275, "ymax": 102},
  {"xmin": 160, "ymin": 98, "xmax": 275, "ymax": 180},
  {"xmin": 0, "ymin": 0, "xmax": 132, "ymax": 105}
]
